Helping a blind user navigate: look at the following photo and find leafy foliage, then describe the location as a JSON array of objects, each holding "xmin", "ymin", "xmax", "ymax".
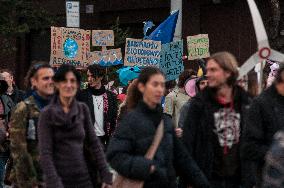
[{"xmin": 0, "ymin": 0, "xmax": 56, "ymax": 54}]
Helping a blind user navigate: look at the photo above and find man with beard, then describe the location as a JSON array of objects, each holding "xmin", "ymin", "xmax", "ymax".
[{"xmin": 182, "ymin": 52, "xmax": 251, "ymax": 188}]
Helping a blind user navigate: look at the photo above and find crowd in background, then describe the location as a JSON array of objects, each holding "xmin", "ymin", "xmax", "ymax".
[{"xmin": 0, "ymin": 51, "xmax": 283, "ymax": 188}]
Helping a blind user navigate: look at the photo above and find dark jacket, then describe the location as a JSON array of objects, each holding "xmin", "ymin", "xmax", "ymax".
[
  {"xmin": 77, "ymin": 88, "xmax": 118, "ymax": 137},
  {"xmin": 0, "ymin": 94, "xmax": 14, "ymax": 150},
  {"xmin": 8, "ymin": 86, "xmax": 25, "ymax": 104},
  {"xmin": 262, "ymin": 129, "xmax": 284, "ymax": 188},
  {"xmin": 242, "ymin": 85, "xmax": 284, "ymax": 186},
  {"xmin": 38, "ymin": 96, "xmax": 112, "ymax": 188},
  {"xmin": 107, "ymin": 101, "xmax": 210, "ymax": 188},
  {"xmin": 182, "ymin": 86, "xmax": 252, "ymax": 186}
]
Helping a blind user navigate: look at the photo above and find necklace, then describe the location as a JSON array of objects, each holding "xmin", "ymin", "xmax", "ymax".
[{"xmin": 94, "ymin": 96, "xmax": 103, "ymax": 110}]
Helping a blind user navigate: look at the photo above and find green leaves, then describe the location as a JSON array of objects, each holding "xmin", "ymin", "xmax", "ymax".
[{"xmin": 0, "ymin": 0, "xmax": 56, "ymax": 54}]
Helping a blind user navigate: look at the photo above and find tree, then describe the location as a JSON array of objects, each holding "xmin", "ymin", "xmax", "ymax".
[{"xmin": 0, "ymin": 0, "xmax": 56, "ymax": 54}]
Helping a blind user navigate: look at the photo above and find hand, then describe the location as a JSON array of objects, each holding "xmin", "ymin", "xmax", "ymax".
[
  {"xmin": 101, "ymin": 182, "xmax": 112, "ymax": 188},
  {"xmin": 175, "ymin": 128, "xmax": 183, "ymax": 138},
  {"xmin": 150, "ymin": 165, "xmax": 155, "ymax": 174}
]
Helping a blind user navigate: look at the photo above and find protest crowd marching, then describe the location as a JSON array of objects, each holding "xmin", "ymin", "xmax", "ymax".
[{"xmin": 1, "ymin": 1, "xmax": 284, "ymax": 188}]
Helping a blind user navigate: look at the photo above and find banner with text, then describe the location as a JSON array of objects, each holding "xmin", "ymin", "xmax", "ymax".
[
  {"xmin": 92, "ymin": 30, "xmax": 114, "ymax": 46},
  {"xmin": 124, "ymin": 38, "xmax": 161, "ymax": 67},
  {"xmin": 159, "ymin": 41, "xmax": 184, "ymax": 81},
  {"xmin": 187, "ymin": 34, "xmax": 210, "ymax": 60},
  {"xmin": 88, "ymin": 48, "xmax": 122, "ymax": 66},
  {"xmin": 50, "ymin": 26, "xmax": 91, "ymax": 68}
]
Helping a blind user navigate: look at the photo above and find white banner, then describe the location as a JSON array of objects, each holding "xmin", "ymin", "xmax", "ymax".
[{"xmin": 66, "ymin": 1, "xmax": 80, "ymax": 28}]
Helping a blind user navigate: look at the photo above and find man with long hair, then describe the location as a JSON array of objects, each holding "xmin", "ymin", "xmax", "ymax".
[{"xmin": 183, "ymin": 52, "xmax": 251, "ymax": 188}]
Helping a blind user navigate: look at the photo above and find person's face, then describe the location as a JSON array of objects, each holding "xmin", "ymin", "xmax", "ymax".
[
  {"xmin": 138, "ymin": 74, "xmax": 165, "ymax": 106},
  {"xmin": 55, "ymin": 72, "xmax": 79, "ymax": 98},
  {"xmin": 1, "ymin": 72, "xmax": 13, "ymax": 88},
  {"xmin": 87, "ymin": 70, "xmax": 103, "ymax": 88},
  {"xmin": 31, "ymin": 68, "xmax": 54, "ymax": 97},
  {"xmin": 206, "ymin": 59, "xmax": 230, "ymax": 88},
  {"xmin": 199, "ymin": 80, "xmax": 208, "ymax": 91}
]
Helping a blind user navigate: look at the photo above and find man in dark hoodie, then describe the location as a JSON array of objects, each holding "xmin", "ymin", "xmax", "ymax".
[
  {"xmin": 182, "ymin": 52, "xmax": 251, "ymax": 188},
  {"xmin": 242, "ymin": 64, "xmax": 284, "ymax": 187}
]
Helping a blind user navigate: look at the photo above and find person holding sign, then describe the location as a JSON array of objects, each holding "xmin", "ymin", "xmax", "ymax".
[{"xmin": 182, "ymin": 52, "xmax": 252, "ymax": 188}]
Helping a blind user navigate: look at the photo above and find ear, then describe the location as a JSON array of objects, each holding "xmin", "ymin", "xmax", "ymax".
[
  {"xmin": 31, "ymin": 77, "xmax": 36, "ymax": 88},
  {"xmin": 137, "ymin": 82, "xmax": 145, "ymax": 94},
  {"xmin": 224, "ymin": 71, "xmax": 231, "ymax": 79}
]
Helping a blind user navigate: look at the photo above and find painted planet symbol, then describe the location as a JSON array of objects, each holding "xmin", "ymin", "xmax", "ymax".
[{"xmin": 63, "ymin": 38, "xmax": 78, "ymax": 58}]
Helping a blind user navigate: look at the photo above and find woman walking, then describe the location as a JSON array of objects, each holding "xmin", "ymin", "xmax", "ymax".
[
  {"xmin": 38, "ymin": 65, "xmax": 112, "ymax": 188},
  {"xmin": 107, "ymin": 67, "xmax": 210, "ymax": 188}
]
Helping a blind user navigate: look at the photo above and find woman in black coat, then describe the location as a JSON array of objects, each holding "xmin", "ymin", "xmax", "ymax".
[
  {"xmin": 38, "ymin": 65, "xmax": 112, "ymax": 188},
  {"xmin": 107, "ymin": 67, "xmax": 210, "ymax": 188}
]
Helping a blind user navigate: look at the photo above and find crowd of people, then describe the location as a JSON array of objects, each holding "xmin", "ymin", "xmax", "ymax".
[{"xmin": 0, "ymin": 51, "xmax": 283, "ymax": 188}]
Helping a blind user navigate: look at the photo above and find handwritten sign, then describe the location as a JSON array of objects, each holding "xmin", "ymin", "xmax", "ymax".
[
  {"xmin": 92, "ymin": 30, "xmax": 114, "ymax": 46},
  {"xmin": 124, "ymin": 38, "xmax": 161, "ymax": 67},
  {"xmin": 187, "ymin": 34, "xmax": 210, "ymax": 60},
  {"xmin": 88, "ymin": 48, "xmax": 122, "ymax": 66},
  {"xmin": 159, "ymin": 41, "xmax": 184, "ymax": 81},
  {"xmin": 50, "ymin": 26, "xmax": 91, "ymax": 68}
]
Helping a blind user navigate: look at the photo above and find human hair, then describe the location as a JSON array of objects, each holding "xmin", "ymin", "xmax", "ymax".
[
  {"xmin": 126, "ymin": 67, "xmax": 165, "ymax": 111},
  {"xmin": 53, "ymin": 64, "xmax": 81, "ymax": 83},
  {"xmin": 87, "ymin": 64, "xmax": 106, "ymax": 85},
  {"xmin": 178, "ymin": 69, "xmax": 196, "ymax": 88},
  {"xmin": 0, "ymin": 69, "xmax": 14, "ymax": 77},
  {"xmin": 24, "ymin": 61, "xmax": 52, "ymax": 90},
  {"xmin": 166, "ymin": 80, "xmax": 176, "ymax": 90},
  {"xmin": 274, "ymin": 64, "xmax": 284, "ymax": 84},
  {"xmin": 208, "ymin": 51, "xmax": 239, "ymax": 86}
]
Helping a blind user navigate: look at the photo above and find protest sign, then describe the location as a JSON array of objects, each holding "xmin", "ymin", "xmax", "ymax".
[
  {"xmin": 66, "ymin": 1, "xmax": 80, "ymax": 28},
  {"xmin": 187, "ymin": 34, "xmax": 210, "ymax": 60},
  {"xmin": 92, "ymin": 30, "xmax": 114, "ymax": 46},
  {"xmin": 124, "ymin": 38, "xmax": 161, "ymax": 67},
  {"xmin": 50, "ymin": 26, "xmax": 91, "ymax": 68},
  {"xmin": 159, "ymin": 41, "xmax": 184, "ymax": 81},
  {"xmin": 88, "ymin": 48, "xmax": 122, "ymax": 66}
]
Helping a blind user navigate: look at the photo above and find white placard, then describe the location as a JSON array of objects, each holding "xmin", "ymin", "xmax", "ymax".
[{"xmin": 66, "ymin": 1, "xmax": 80, "ymax": 28}]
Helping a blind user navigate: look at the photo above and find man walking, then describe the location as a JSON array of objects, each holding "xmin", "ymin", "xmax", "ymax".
[{"xmin": 183, "ymin": 52, "xmax": 251, "ymax": 188}]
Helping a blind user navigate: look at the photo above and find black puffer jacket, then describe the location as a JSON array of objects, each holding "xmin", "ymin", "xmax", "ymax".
[
  {"xmin": 182, "ymin": 86, "xmax": 252, "ymax": 187},
  {"xmin": 107, "ymin": 101, "xmax": 210, "ymax": 188},
  {"xmin": 242, "ymin": 85, "xmax": 284, "ymax": 186}
]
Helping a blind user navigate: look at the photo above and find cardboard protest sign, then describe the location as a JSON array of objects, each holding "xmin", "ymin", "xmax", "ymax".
[
  {"xmin": 92, "ymin": 30, "xmax": 114, "ymax": 46},
  {"xmin": 50, "ymin": 27, "xmax": 91, "ymax": 68},
  {"xmin": 187, "ymin": 34, "xmax": 210, "ymax": 60},
  {"xmin": 159, "ymin": 41, "xmax": 184, "ymax": 81},
  {"xmin": 124, "ymin": 38, "xmax": 161, "ymax": 67},
  {"xmin": 88, "ymin": 48, "xmax": 122, "ymax": 66}
]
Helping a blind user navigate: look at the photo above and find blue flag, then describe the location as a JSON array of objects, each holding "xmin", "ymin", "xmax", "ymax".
[{"xmin": 146, "ymin": 10, "xmax": 179, "ymax": 44}]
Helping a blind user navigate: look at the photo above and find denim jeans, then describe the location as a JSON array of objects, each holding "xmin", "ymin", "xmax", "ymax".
[{"xmin": 0, "ymin": 152, "xmax": 9, "ymax": 188}]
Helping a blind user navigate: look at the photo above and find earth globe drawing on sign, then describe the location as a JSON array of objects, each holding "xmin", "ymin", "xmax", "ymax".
[{"xmin": 63, "ymin": 38, "xmax": 78, "ymax": 58}]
